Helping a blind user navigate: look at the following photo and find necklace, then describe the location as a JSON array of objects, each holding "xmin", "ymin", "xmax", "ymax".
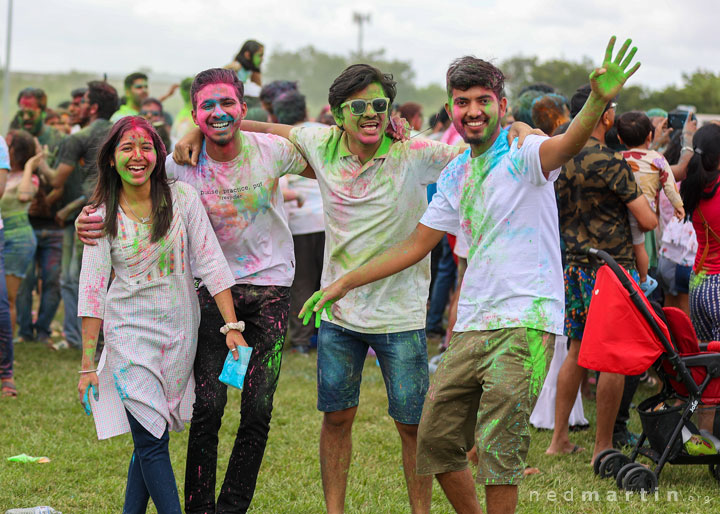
[{"xmin": 122, "ymin": 197, "xmax": 151, "ymax": 224}]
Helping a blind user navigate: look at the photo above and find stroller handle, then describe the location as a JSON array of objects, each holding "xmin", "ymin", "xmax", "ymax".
[{"xmin": 587, "ymin": 248, "xmax": 638, "ymax": 292}]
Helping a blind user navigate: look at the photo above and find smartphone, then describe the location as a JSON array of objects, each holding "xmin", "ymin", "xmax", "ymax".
[{"xmin": 668, "ymin": 111, "xmax": 695, "ymax": 131}]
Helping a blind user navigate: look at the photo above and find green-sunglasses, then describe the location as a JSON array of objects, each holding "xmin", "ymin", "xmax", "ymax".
[{"xmin": 340, "ymin": 97, "xmax": 390, "ymax": 116}]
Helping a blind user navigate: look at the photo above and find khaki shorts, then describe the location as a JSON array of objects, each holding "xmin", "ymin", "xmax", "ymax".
[{"xmin": 416, "ymin": 328, "xmax": 554, "ymax": 485}]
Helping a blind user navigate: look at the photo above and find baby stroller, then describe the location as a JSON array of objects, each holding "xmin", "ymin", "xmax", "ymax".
[{"xmin": 579, "ymin": 248, "xmax": 720, "ymax": 493}]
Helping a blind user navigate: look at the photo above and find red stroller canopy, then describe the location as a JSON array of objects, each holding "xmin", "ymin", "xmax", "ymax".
[{"xmin": 578, "ymin": 265, "xmax": 671, "ymax": 375}]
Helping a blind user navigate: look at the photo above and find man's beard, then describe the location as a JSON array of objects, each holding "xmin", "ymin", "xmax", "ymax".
[
  {"xmin": 207, "ymin": 133, "xmax": 235, "ymax": 146},
  {"xmin": 459, "ymin": 118, "xmax": 497, "ymax": 146}
]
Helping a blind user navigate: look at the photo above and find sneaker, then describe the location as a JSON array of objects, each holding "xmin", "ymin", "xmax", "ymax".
[
  {"xmin": 613, "ymin": 429, "xmax": 640, "ymax": 449},
  {"xmin": 428, "ymin": 354, "xmax": 444, "ymax": 374},
  {"xmin": 640, "ymin": 276, "xmax": 658, "ymax": 297},
  {"xmin": 51, "ymin": 340, "xmax": 70, "ymax": 351}
]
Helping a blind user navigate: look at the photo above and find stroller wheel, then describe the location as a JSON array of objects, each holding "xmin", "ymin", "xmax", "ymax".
[
  {"xmin": 593, "ymin": 449, "xmax": 621, "ymax": 476},
  {"xmin": 622, "ymin": 466, "xmax": 658, "ymax": 493},
  {"xmin": 617, "ymin": 462, "xmax": 643, "ymax": 489},
  {"xmin": 599, "ymin": 452, "xmax": 631, "ymax": 479},
  {"xmin": 709, "ymin": 464, "xmax": 720, "ymax": 483}
]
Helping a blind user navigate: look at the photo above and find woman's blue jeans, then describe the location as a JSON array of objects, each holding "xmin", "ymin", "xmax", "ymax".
[{"xmin": 123, "ymin": 410, "xmax": 182, "ymax": 514}]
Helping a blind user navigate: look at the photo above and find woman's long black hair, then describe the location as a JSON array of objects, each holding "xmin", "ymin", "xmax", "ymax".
[
  {"xmin": 680, "ymin": 124, "xmax": 720, "ymax": 217},
  {"xmin": 92, "ymin": 116, "xmax": 173, "ymax": 242},
  {"xmin": 234, "ymin": 40, "xmax": 263, "ymax": 73}
]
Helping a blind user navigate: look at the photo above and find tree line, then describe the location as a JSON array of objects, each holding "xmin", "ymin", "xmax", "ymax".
[{"xmin": 265, "ymin": 46, "xmax": 720, "ymax": 121}]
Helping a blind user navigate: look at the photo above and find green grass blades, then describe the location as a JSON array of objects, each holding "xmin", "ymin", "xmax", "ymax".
[{"xmin": 2, "ymin": 342, "xmax": 719, "ymax": 512}]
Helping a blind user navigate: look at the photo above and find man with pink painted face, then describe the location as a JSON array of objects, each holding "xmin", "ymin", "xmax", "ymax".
[
  {"xmin": 300, "ymin": 37, "xmax": 641, "ymax": 513},
  {"xmin": 173, "ymin": 69, "xmax": 313, "ymax": 514},
  {"xmin": 172, "ymin": 63, "xmax": 539, "ymax": 513},
  {"xmin": 78, "ymin": 68, "xmax": 311, "ymax": 513}
]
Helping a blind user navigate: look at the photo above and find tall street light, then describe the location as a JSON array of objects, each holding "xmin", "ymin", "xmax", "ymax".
[
  {"xmin": 352, "ymin": 12, "xmax": 370, "ymax": 58},
  {"xmin": 2, "ymin": 0, "xmax": 13, "ymax": 132}
]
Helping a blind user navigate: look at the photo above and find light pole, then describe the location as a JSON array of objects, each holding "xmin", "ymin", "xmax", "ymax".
[
  {"xmin": 2, "ymin": 0, "xmax": 13, "ymax": 132},
  {"xmin": 352, "ymin": 12, "xmax": 370, "ymax": 58}
]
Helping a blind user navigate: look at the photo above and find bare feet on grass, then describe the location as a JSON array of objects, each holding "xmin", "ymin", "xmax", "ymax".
[{"xmin": 545, "ymin": 441, "xmax": 584, "ymax": 455}]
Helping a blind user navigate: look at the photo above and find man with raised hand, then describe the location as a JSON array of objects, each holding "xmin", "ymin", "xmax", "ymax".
[
  {"xmin": 78, "ymin": 68, "xmax": 311, "ymax": 514},
  {"xmin": 301, "ymin": 37, "xmax": 640, "ymax": 514},
  {"xmin": 173, "ymin": 63, "xmax": 538, "ymax": 513}
]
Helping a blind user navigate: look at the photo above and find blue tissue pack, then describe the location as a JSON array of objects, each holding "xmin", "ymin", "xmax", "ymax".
[{"xmin": 219, "ymin": 347, "xmax": 253, "ymax": 390}]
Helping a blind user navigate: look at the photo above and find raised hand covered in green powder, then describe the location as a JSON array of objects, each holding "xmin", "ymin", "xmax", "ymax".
[
  {"xmin": 590, "ymin": 36, "xmax": 641, "ymax": 102},
  {"xmin": 300, "ymin": 290, "xmax": 335, "ymax": 328}
]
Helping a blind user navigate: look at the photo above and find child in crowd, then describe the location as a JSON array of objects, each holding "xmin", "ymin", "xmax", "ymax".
[{"xmin": 617, "ymin": 111, "xmax": 685, "ymax": 294}]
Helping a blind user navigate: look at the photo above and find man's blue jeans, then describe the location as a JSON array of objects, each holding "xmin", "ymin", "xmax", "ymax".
[
  {"xmin": 0, "ymin": 230, "xmax": 15, "ymax": 379},
  {"xmin": 60, "ymin": 225, "xmax": 83, "ymax": 347},
  {"xmin": 426, "ymin": 236, "xmax": 457, "ymax": 333},
  {"xmin": 17, "ymin": 227, "xmax": 64, "ymax": 341}
]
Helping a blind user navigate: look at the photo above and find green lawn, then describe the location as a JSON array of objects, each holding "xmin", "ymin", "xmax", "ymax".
[{"xmin": 2, "ymin": 341, "xmax": 719, "ymax": 513}]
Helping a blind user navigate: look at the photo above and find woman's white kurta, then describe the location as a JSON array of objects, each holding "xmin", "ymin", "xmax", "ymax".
[{"xmin": 78, "ymin": 181, "xmax": 234, "ymax": 440}]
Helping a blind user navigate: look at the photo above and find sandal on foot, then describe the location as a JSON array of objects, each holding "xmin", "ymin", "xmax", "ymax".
[{"xmin": 1, "ymin": 380, "xmax": 18, "ymax": 398}]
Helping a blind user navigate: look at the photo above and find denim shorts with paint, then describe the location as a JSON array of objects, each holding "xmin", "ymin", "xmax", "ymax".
[
  {"xmin": 1, "ymin": 214, "xmax": 37, "ymax": 278},
  {"xmin": 317, "ymin": 321, "xmax": 429, "ymax": 425}
]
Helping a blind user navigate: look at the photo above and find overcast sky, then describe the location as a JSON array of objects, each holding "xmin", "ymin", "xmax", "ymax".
[{"xmin": 6, "ymin": 0, "xmax": 718, "ymax": 90}]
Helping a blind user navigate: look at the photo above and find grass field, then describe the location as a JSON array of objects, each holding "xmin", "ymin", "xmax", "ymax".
[{"xmin": 2, "ymin": 340, "xmax": 719, "ymax": 513}]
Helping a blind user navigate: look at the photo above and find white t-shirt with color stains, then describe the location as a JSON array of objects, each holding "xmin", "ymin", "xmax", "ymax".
[
  {"xmin": 166, "ymin": 131, "xmax": 307, "ymax": 287},
  {"xmin": 421, "ymin": 130, "xmax": 564, "ymax": 335},
  {"xmin": 290, "ymin": 125, "xmax": 461, "ymax": 333}
]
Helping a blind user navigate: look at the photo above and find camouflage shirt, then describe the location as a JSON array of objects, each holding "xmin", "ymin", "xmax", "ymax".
[{"xmin": 556, "ymin": 138, "xmax": 640, "ymax": 269}]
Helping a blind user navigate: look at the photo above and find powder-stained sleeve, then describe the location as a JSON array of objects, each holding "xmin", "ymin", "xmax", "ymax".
[
  {"xmin": 276, "ymin": 136, "xmax": 308, "ymax": 177},
  {"xmin": 178, "ymin": 182, "xmax": 235, "ymax": 296},
  {"xmin": 511, "ymin": 134, "xmax": 560, "ymax": 186},
  {"xmin": 410, "ymin": 139, "xmax": 464, "ymax": 186},
  {"xmin": 420, "ymin": 158, "xmax": 464, "ymax": 235},
  {"xmin": 289, "ymin": 126, "xmax": 332, "ymax": 170},
  {"xmin": 78, "ymin": 217, "xmax": 112, "ymax": 319},
  {"xmin": 0, "ymin": 136, "xmax": 9, "ymax": 169}
]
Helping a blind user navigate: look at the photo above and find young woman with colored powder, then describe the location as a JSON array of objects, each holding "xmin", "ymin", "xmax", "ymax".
[
  {"xmin": 681, "ymin": 124, "xmax": 720, "ymax": 342},
  {"xmin": 1, "ymin": 130, "xmax": 41, "ymax": 340},
  {"xmin": 76, "ymin": 116, "xmax": 243, "ymax": 513},
  {"xmin": 226, "ymin": 39, "xmax": 264, "ymax": 102}
]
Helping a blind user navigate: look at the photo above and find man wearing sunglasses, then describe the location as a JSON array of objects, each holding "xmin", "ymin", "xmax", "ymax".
[
  {"xmin": 301, "ymin": 37, "xmax": 644, "ymax": 514},
  {"xmin": 170, "ymin": 63, "xmax": 538, "ymax": 513}
]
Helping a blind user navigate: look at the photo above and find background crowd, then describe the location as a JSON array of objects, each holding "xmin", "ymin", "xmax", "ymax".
[{"xmin": 1, "ymin": 35, "xmax": 720, "ymax": 513}]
